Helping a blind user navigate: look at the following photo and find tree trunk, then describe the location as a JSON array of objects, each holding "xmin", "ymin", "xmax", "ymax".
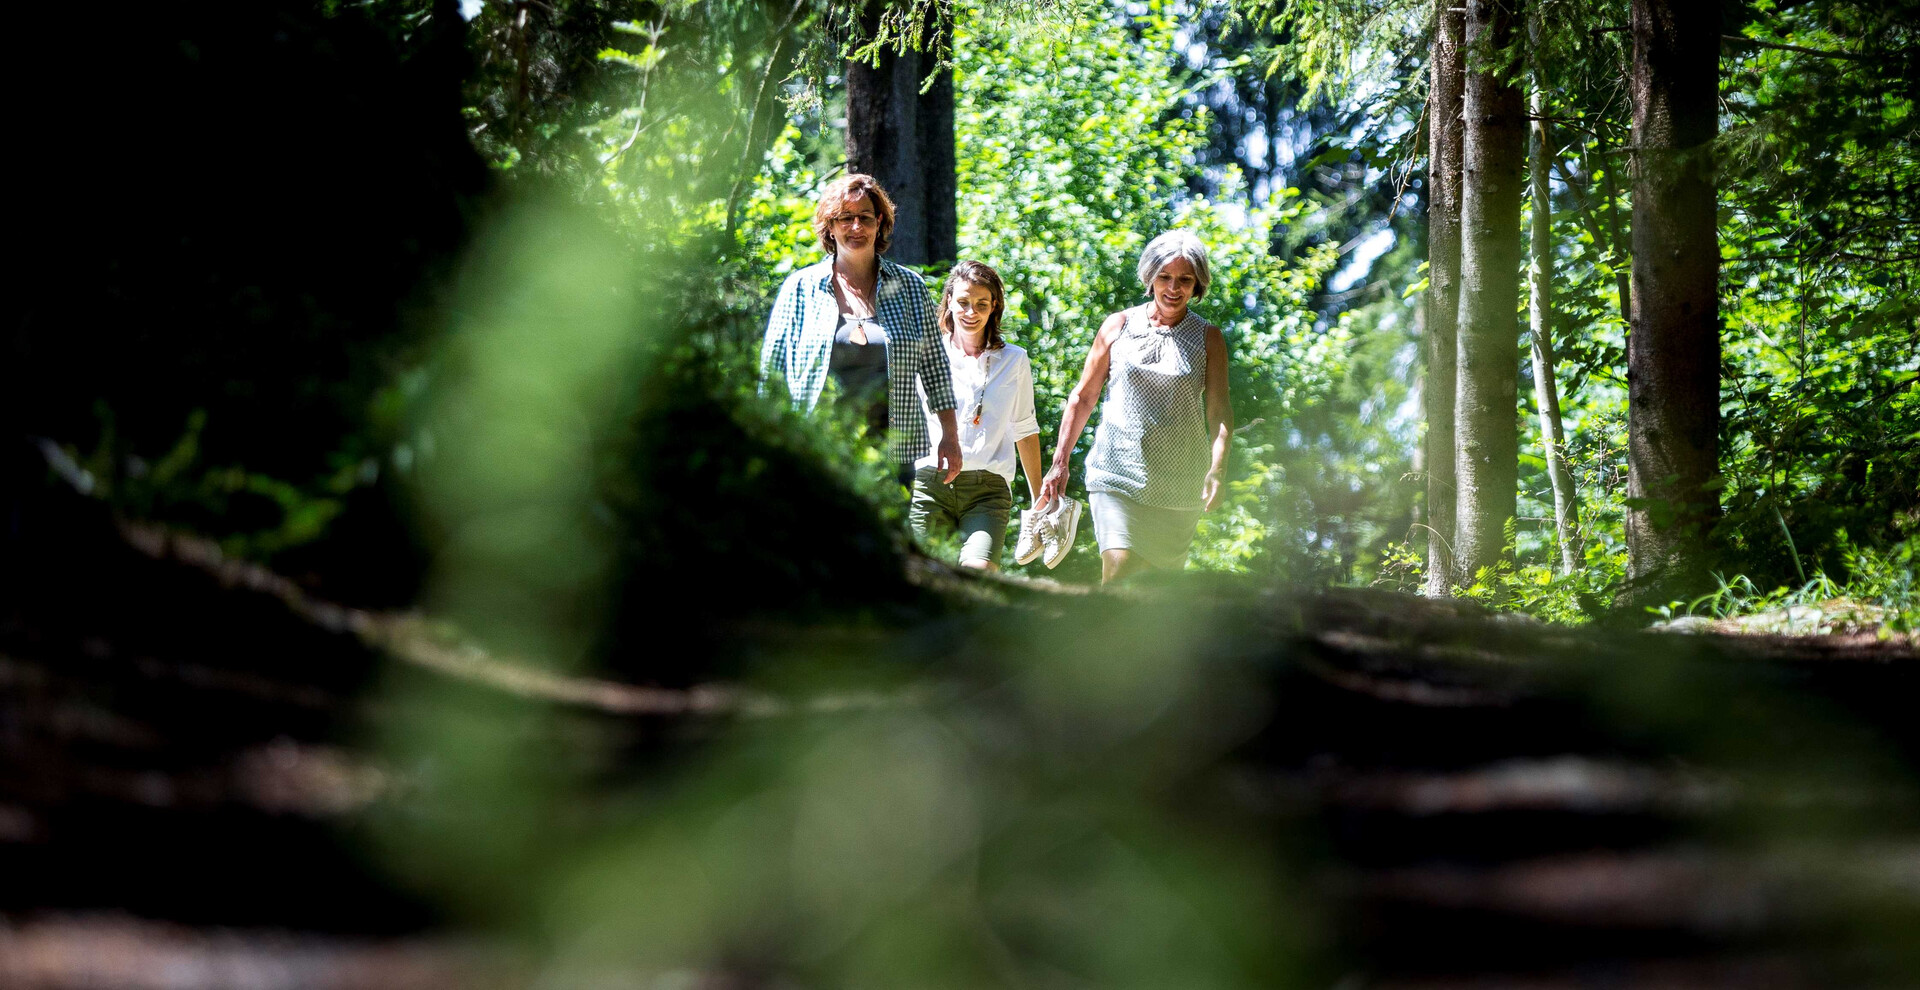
[
  {"xmin": 1528, "ymin": 17, "xmax": 1582, "ymax": 576},
  {"xmin": 844, "ymin": 2, "xmax": 957, "ymax": 268},
  {"xmin": 1424, "ymin": 0, "xmax": 1465, "ymax": 596},
  {"xmin": 1451, "ymin": 0, "xmax": 1526, "ymax": 585},
  {"xmin": 1625, "ymin": 0, "xmax": 1720, "ymax": 603}
]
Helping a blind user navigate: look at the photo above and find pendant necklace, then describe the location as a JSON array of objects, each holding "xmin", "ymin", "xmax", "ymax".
[{"xmin": 958, "ymin": 337, "xmax": 992, "ymax": 428}]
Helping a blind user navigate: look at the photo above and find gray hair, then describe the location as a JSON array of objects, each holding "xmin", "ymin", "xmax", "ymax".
[{"xmin": 1136, "ymin": 229, "xmax": 1212, "ymax": 299}]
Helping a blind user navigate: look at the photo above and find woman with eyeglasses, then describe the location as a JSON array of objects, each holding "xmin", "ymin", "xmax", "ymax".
[{"xmin": 760, "ymin": 173, "xmax": 962, "ymax": 488}]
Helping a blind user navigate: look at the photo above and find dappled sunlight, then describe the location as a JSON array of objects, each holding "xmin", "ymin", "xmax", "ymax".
[{"xmin": 5, "ymin": 0, "xmax": 1918, "ymax": 986}]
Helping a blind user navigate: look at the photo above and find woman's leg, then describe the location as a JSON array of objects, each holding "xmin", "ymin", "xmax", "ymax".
[
  {"xmin": 953, "ymin": 472, "xmax": 1014, "ymax": 571},
  {"xmin": 1091, "ymin": 493, "xmax": 1147, "ymax": 582},
  {"xmin": 909, "ymin": 467, "xmax": 960, "ymax": 548},
  {"xmin": 1101, "ymin": 548, "xmax": 1151, "ymax": 583}
]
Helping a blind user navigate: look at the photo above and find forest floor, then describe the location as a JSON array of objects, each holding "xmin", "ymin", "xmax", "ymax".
[{"xmin": 3, "ymin": 491, "xmax": 1918, "ymax": 989}]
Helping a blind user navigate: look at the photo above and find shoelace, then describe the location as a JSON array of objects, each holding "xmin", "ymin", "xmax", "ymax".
[{"xmin": 1036, "ymin": 507, "xmax": 1063, "ymax": 545}]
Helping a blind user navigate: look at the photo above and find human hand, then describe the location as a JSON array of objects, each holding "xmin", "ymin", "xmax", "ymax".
[
  {"xmin": 1200, "ymin": 469, "xmax": 1225, "ymax": 512},
  {"xmin": 1037, "ymin": 462, "xmax": 1070, "ymax": 511},
  {"xmin": 937, "ymin": 433, "xmax": 963, "ymax": 484}
]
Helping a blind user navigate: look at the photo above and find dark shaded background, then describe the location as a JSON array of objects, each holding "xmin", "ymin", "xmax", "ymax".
[{"xmin": 7, "ymin": 0, "xmax": 484, "ymax": 604}]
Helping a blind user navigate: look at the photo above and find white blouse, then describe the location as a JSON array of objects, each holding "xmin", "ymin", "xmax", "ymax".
[{"xmin": 915, "ymin": 337, "xmax": 1041, "ymax": 485}]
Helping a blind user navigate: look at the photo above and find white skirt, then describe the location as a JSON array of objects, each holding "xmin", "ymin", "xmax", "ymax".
[{"xmin": 1089, "ymin": 491, "xmax": 1202, "ymax": 571}]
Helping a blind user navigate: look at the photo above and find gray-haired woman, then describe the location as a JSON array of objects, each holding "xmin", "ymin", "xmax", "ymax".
[{"xmin": 1036, "ymin": 230, "xmax": 1233, "ymax": 583}]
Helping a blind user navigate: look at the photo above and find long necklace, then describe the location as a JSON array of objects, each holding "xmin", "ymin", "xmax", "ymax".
[{"xmin": 955, "ymin": 335, "xmax": 993, "ymax": 427}]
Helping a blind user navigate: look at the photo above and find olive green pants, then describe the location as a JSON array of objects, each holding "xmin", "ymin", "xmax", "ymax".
[{"xmin": 909, "ymin": 468, "xmax": 1014, "ymax": 566}]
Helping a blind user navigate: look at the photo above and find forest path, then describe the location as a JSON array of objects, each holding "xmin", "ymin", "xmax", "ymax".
[{"xmin": 2, "ymin": 494, "xmax": 1917, "ymax": 988}]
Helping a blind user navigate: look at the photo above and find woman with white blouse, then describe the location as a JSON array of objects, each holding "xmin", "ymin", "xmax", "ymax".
[{"xmin": 910, "ymin": 261, "xmax": 1045, "ymax": 570}]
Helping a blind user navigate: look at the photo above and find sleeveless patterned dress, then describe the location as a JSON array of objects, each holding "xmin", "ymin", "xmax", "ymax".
[{"xmin": 1085, "ymin": 306, "xmax": 1213, "ymax": 510}]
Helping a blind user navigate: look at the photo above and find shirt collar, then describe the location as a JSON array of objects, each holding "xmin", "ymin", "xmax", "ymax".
[{"xmin": 1142, "ymin": 305, "xmax": 1202, "ymax": 333}]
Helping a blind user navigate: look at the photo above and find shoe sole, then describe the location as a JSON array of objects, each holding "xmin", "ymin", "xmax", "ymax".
[{"xmin": 1043, "ymin": 498, "xmax": 1081, "ymax": 569}]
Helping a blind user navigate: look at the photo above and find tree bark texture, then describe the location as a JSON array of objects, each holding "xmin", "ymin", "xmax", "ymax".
[
  {"xmin": 1425, "ymin": 0, "xmax": 1466, "ymax": 596},
  {"xmin": 1528, "ymin": 18, "xmax": 1582, "ymax": 576},
  {"xmin": 1626, "ymin": 0, "xmax": 1720, "ymax": 601},
  {"xmin": 1452, "ymin": 0, "xmax": 1527, "ymax": 583},
  {"xmin": 845, "ymin": 3, "xmax": 957, "ymax": 268}
]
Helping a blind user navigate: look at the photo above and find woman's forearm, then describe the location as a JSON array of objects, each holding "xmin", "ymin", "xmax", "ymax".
[
  {"xmin": 1051, "ymin": 391, "xmax": 1098, "ymax": 469},
  {"xmin": 1203, "ymin": 324, "xmax": 1233, "ymax": 475},
  {"xmin": 1016, "ymin": 433, "xmax": 1044, "ymax": 502},
  {"xmin": 1209, "ymin": 420, "xmax": 1231, "ymax": 474},
  {"xmin": 1040, "ymin": 315, "xmax": 1117, "ymax": 501}
]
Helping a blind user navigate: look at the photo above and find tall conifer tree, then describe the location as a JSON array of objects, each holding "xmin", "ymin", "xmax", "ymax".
[
  {"xmin": 1625, "ymin": 0, "xmax": 1720, "ymax": 601},
  {"xmin": 846, "ymin": 2, "xmax": 957, "ymax": 267},
  {"xmin": 1452, "ymin": 0, "xmax": 1526, "ymax": 583},
  {"xmin": 1425, "ymin": 0, "xmax": 1466, "ymax": 595}
]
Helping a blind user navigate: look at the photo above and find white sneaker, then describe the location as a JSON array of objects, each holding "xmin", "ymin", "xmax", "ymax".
[
  {"xmin": 1013, "ymin": 508, "xmax": 1047, "ymax": 565},
  {"xmin": 1041, "ymin": 495, "xmax": 1081, "ymax": 569}
]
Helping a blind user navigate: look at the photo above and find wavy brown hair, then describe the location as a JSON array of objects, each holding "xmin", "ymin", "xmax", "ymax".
[
  {"xmin": 938, "ymin": 260, "xmax": 1007, "ymax": 351},
  {"xmin": 811, "ymin": 173, "xmax": 897, "ymax": 255}
]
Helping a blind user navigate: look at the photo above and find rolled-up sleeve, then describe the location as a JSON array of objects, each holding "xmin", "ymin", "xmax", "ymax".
[
  {"xmin": 915, "ymin": 289, "xmax": 955, "ymax": 413},
  {"xmin": 1010, "ymin": 350, "xmax": 1040, "ymax": 441}
]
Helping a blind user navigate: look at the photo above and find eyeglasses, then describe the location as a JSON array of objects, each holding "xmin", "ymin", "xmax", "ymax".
[{"xmin": 830, "ymin": 212, "xmax": 879, "ymax": 229}]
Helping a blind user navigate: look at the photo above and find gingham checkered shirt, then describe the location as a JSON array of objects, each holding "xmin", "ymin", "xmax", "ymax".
[{"xmin": 760, "ymin": 256, "xmax": 955, "ymax": 462}]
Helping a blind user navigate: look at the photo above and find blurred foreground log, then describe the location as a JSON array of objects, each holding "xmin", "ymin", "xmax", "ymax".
[{"xmin": 2, "ymin": 474, "xmax": 1917, "ymax": 989}]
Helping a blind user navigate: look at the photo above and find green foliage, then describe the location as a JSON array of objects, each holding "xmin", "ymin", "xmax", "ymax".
[
  {"xmin": 943, "ymin": 0, "xmax": 1387, "ymax": 579},
  {"xmin": 1435, "ymin": 518, "xmax": 1600, "ymax": 624},
  {"xmin": 1712, "ymin": 0, "xmax": 1920, "ymax": 595},
  {"xmin": 452, "ymin": 0, "xmax": 635, "ymax": 173},
  {"xmin": 1429, "ymin": 0, "xmax": 1917, "ymax": 618},
  {"xmin": 433, "ymin": 0, "xmax": 814, "ymax": 250},
  {"xmin": 1650, "ymin": 557, "xmax": 1919, "ymax": 640},
  {"xmin": 1847, "ymin": 534, "xmax": 1920, "ymax": 636},
  {"xmin": 728, "ymin": 0, "xmax": 1379, "ymax": 579},
  {"xmin": 59, "ymin": 409, "xmax": 357, "ymax": 562},
  {"xmin": 1232, "ymin": 0, "xmax": 1426, "ymax": 109},
  {"xmin": 952, "ymin": 0, "xmax": 1219, "ymax": 346},
  {"xmin": 393, "ymin": 0, "xmax": 1919, "ymax": 615}
]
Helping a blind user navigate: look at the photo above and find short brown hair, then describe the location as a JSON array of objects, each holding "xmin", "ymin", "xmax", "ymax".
[
  {"xmin": 812, "ymin": 174, "xmax": 897, "ymax": 255},
  {"xmin": 938, "ymin": 260, "xmax": 1008, "ymax": 350}
]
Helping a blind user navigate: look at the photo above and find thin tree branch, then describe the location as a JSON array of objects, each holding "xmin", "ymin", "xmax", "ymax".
[
  {"xmin": 1734, "ymin": 251, "xmax": 1920, "ymax": 264},
  {"xmin": 1721, "ymin": 35, "xmax": 1865, "ymax": 61},
  {"xmin": 726, "ymin": 0, "xmax": 808, "ymax": 235}
]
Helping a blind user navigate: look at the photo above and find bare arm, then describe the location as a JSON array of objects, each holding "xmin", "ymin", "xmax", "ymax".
[
  {"xmin": 1038, "ymin": 311, "xmax": 1124, "ymax": 508},
  {"xmin": 1199, "ymin": 323, "xmax": 1234, "ymax": 512},
  {"xmin": 1010, "ymin": 350, "xmax": 1045, "ymax": 504},
  {"xmin": 1016, "ymin": 433, "xmax": 1044, "ymax": 504}
]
